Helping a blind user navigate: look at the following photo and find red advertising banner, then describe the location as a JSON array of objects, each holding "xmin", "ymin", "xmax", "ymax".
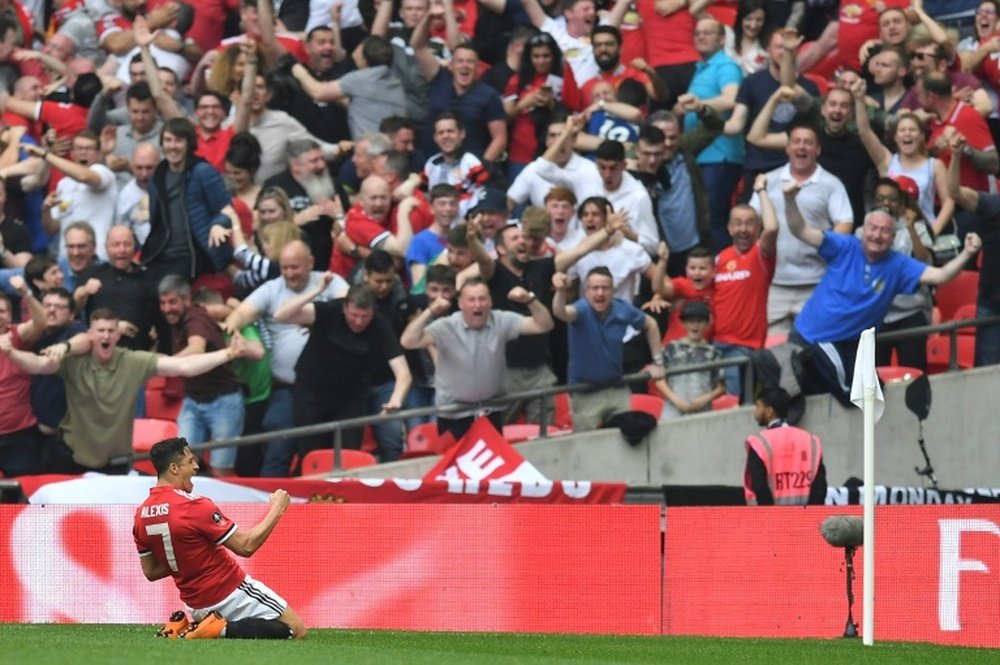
[
  {"xmin": 1, "ymin": 503, "xmax": 996, "ymax": 645},
  {"xmin": 0, "ymin": 504, "xmax": 660, "ymax": 634},
  {"xmin": 663, "ymin": 506, "xmax": 1000, "ymax": 647},
  {"xmin": 14, "ymin": 475, "xmax": 628, "ymax": 505}
]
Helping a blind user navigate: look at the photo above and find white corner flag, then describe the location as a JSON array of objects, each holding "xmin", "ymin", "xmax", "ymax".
[
  {"xmin": 850, "ymin": 327, "xmax": 884, "ymax": 422},
  {"xmin": 851, "ymin": 326, "xmax": 882, "ymax": 646}
]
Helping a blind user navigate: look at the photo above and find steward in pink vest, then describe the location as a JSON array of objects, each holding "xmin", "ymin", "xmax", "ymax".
[{"xmin": 744, "ymin": 385, "xmax": 826, "ymax": 505}]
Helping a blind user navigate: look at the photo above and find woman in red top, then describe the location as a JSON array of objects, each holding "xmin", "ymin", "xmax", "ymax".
[{"xmin": 502, "ymin": 32, "xmax": 565, "ymax": 180}]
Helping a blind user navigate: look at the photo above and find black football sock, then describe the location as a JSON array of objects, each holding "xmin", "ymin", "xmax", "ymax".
[{"xmin": 224, "ymin": 618, "xmax": 294, "ymax": 639}]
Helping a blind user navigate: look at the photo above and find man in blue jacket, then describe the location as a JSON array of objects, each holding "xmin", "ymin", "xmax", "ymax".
[{"xmin": 141, "ymin": 117, "xmax": 233, "ymax": 284}]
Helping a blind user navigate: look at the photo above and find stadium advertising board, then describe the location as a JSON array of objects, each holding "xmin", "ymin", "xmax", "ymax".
[{"xmin": 0, "ymin": 504, "xmax": 995, "ymax": 645}]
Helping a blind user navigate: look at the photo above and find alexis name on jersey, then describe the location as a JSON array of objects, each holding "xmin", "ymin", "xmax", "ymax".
[{"xmin": 140, "ymin": 503, "xmax": 170, "ymax": 518}]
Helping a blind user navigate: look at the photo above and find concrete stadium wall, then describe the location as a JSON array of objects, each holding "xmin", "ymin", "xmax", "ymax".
[{"xmin": 342, "ymin": 366, "xmax": 1000, "ymax": 488}]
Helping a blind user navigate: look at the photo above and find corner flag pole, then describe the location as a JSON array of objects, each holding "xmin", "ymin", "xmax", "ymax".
[{"xmin": 850, "ymin": 328, "xmax": 883, "ymax": 646}]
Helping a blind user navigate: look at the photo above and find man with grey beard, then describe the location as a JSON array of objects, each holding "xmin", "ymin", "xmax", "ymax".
[{"xmin": 263, "ymin": 138, "xmax": 348, "ymax": 269}]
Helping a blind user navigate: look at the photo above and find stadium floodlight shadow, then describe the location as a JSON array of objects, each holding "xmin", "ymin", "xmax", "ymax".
[{"xmin": 904, "ymin": 374, "xmax": 937, "ymax": 489}]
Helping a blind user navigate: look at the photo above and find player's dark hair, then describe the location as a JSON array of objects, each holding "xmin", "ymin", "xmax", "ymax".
[{"xmin": 150, "ymin": 437, "xmax": 190, "ymax": 476}]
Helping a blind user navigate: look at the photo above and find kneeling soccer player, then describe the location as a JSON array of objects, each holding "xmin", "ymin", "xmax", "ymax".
[{"xmin": 134, "ymin": 437, "xmax": 307, "ymax": 639}]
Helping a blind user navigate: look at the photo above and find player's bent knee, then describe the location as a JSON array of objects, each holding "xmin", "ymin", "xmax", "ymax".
[{"xmin": 279, "ymin": 607, "xmax": 307, "ymax": 639}]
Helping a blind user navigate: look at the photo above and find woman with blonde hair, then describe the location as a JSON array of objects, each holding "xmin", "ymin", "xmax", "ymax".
[
  {"xmin": 231, "ymin": 218, "xmax": 303, "ymax": 294},
  {"xmin": 254, "ymin": 186, "xmax": 296, "ymax": 229}
]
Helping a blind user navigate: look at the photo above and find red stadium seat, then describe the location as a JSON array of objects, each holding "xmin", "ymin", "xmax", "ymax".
[
  {"xmin": 360, "ymin": 426, "xmax": 378, "ymax": 454},
  {"xmin": 132, "ymin": 418, "xmax": 179, "ymax": 475},
  {"xmin": 926, "ymin": 335, "xmax": 975, "ymax": 374},
  {"xmin": 712, "ymin": 394, "xmax": 740, "ymax": 410},
  {"xmin": 764, "ymin": 333, "xmax": 788, "ymax": 348},
  {"xmin": 300, "ymin": 449, "xmax": 377, "ymax": 475},
  {"xmin": 552, "ymin": 392, "xmax": 573, "ymax": 431},
  {"xmin": 630, "ymin": 393, "xmax": 665, "ymax": 419},
  {"xmin": 502, "ymin": 424, "xmax": 566, "ymax": 444},
  {"xmin": 952, "ymin": 303, "xmax": 978, "ymax": 335},
  {"xmin": 803, "ymin": 73, "xmax": 831, "ymax": 97},
  {"xmin": 144, "ymin": 376, "xmax": 183, "ymax": 421},
  {"xmin": 935, "ymin": 270, "xmax": 978, "ymax": 322},
  {"xmin": 876, "ymin": 366, "xmax": 924, "ymax": 384},
  {"xmin": 402, "ymin": 423, "xmax": 442, "ymax": 459}
]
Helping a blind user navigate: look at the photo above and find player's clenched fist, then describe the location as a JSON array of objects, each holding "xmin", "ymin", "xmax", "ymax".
[{"xmin": 270, "ymin": 490, "xmax": 291, "ymax": 513}]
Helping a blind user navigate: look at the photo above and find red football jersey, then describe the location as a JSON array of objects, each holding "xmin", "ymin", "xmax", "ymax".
[
  {"xmin": 134, "ymin": 485, "xmax": 244, "ymax": 609},
  {"xmin": 713, "ymin": 241, "xmax": 776, "ymax": 348},
  {"xmin": 663, "ymin": 278, "xmax": 715, "ymax": 343}
]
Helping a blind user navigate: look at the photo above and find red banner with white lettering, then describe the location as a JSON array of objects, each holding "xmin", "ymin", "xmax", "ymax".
[
  {"xmin": 15, "ymin": 475, "xmax": 627, "ymax": 504},
  {"xmin": 423, "ymin": 418, "xmax": 548, "ymax": 483}
]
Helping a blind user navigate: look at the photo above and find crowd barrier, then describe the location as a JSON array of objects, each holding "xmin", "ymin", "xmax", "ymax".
[{"xmin": 1, "ymin": 504, "xmax": 996, "ymax": 647}]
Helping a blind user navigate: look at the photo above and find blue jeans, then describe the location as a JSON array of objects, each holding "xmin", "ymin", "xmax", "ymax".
[
  {"xmin": 700, "ymin": 162, "xmax": 744, "ymax": 254},
  {"xmin": 0, "ymin": 426, "xmax": 41, "ymax": 477},
  {"xmin": 976, "ymin": 297, "xmax": 1000, "ymax": 367},
  {"xmin": 260, "ymin": 386, "xmax": 295, "ymax": 477},
  {"xmin": 713, "ymin": 341, "xmax": 753, "ymax": 400},
  {"xmin": 404, "ymin": 385, "xmax": 436, "ymax": 430},
  {"xmin": 178, "ymin": 390, "xmax": 245, "ymax": 471},
  {"xmin": 368, "ymin": 380, "xmax": 404, "ymax": 462}
]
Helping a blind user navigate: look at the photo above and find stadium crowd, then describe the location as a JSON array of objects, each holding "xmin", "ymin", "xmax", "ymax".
[{"xmin": 0, "ymin": 0, "xmax": 998, "ymax": 478}]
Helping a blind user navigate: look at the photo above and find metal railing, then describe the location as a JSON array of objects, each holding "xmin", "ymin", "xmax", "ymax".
[{"xmin": 112, "ymin": 314, "xmax": 1000, "ymax": 470}]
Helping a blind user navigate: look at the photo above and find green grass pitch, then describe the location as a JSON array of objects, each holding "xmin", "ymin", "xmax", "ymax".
[{"xmin": 0, "ymin": 625, "xmax": 996, "ymax": 665}]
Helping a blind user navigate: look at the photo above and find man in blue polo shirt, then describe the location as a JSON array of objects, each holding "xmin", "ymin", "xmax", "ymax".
[
  {"xmin": 677, "ymin": 14, "xmax": 744, "ymax": 253},
  {"xmin": 552, "ymin": 265, "xmax": 664, "ymax": 431},
  {"xmin": 784, "ymin": 183, "xmax": 982, "ymax": 405}
]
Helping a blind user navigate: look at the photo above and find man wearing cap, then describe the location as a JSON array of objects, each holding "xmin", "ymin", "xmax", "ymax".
[
  {"xmin": 654, "ymin": 300, "xmax": 725, "ymax": 421},
  {"xmin": 784, "ymin": 182, "xmax": 982, "ymax": 406},
  {"xmin": 468, "ymin": 188, "xmax": 510, "ymax": 256}
]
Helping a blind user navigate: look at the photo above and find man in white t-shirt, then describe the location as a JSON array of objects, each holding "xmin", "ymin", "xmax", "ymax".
[
  {"xmin": 595, "ymin": 139, "xmax": 658, "ymax": 256},
  {"xmin": 749, "ymin": 124, "xmax": 853, "ymax": 334},
  {"xmin": 521, "ymin": 0, "xmax": 601, "ymax": 85},
  {"xmin": 508, "ymin": 114, "xmax": 603, "ymax": 211},
  {"xmin": 33, "ymin": 130, "xmax": 118, "ymax": 263}
]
